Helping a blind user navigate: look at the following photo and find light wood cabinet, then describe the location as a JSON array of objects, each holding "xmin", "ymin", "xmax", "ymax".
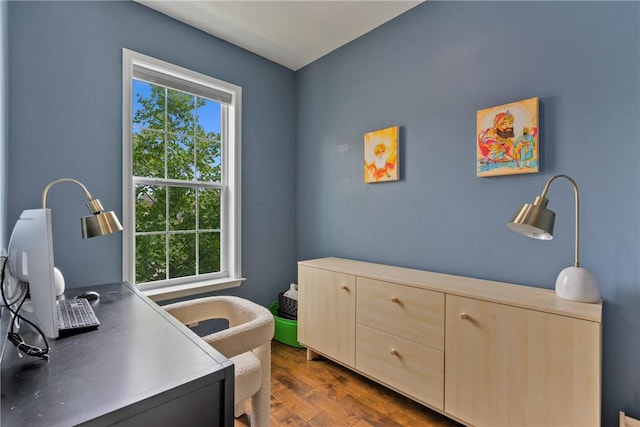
[{"xmin": 298, "ymin": 257, "xmax": 602, "ymax": 427}]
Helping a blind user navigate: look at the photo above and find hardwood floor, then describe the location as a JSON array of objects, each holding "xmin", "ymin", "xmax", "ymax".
[{"xmin": 234, "ymin": 341, "xmax": 463, "ymax": 427}]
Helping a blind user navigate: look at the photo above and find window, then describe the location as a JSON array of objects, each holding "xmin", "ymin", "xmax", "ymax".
[{"xmin": 122, "ymin": 49, "xmax": 243, "ymax": 300}]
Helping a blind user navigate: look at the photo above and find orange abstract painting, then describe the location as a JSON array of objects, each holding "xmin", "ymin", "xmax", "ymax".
[
  {"xmin": 364, "ymin": 126, "xmax": 399, "ymax": 183},
  {"xmin": 477, "ymin": 97, "xmax": 539, "ymax": 177}
]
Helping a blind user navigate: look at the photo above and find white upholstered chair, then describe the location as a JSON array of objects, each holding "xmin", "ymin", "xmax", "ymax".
[{"xmin": 164, "ymin": 296, "xmax": 274, "ymax": 427}]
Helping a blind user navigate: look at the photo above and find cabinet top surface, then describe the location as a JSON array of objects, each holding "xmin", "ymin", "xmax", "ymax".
[{"xmin": 299, "ymin": 257, "xmax": 602, "ymax": 322}]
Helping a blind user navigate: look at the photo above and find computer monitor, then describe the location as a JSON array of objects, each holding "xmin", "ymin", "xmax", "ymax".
[{"xmin": 6, "ymin": 208, "xmax": 59, "ymax": 339}]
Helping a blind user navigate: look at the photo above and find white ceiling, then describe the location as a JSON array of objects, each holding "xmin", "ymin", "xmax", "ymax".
[{"xmin": 135, "ymin": 1, "xmax": 423, "ymax": 71}]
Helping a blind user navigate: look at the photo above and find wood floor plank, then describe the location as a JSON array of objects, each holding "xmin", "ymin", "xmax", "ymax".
[
  {"xmin": 304, "ymin": 389, "xmax": 361, "ymax": 427},
  {"xmin": 271, "ymin": 379, "xmax": 321, "ymax": 422},
  {"xmin": 269, "ymin": 396, "xmax": 311, "ymax": 427},
  {"xmin": 272, "ymin": 351, "xmax": 351, "ymax": 402},
  {"xmin": 271, "ymin": 362, "xmax": 315, "ymax": 396},
  {"xmin": 336, "ymin": 395, "xmax": 405, "ymax": 427}
]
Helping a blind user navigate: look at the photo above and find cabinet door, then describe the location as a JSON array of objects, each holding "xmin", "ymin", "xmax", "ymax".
[
  {"xmin": 298, "ymin": 265, "xmax": 356, "ymax": 366},
  {"xmin": 445, "ymin": 295, "xmax": 601, "ymax": 427}
]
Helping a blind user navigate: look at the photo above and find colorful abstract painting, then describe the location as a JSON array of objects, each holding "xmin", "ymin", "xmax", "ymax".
[
  {"xmin": 477, "ymin": 97, "xmax": 539, "ymax": 177},
  {"xmin": 364, "ymin": 126, "xmax": 399, "ymax": 183}
]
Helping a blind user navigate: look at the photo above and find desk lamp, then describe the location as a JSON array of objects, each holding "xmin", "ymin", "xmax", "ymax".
[
  {"xmin": 42, "ymin": 178, "xmax": 123, "ymax": 294},
  {"xmin": 507, "ymin": 174, "xmax": 600, "ymax": 303},
  {"xmin": 42, "ymin": 178, "xmax": 123, "ymax": 238}
]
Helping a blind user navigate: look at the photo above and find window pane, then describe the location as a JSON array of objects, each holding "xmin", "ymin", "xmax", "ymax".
[
  {"xmin": 196, "ymin": 137, "xmax": 221, "ymax": 182},
  {"xmin": 168, "ymin": 186, "xmax": 195, "ymax": 231},
  {"xmin": 196, "ymin": 98, "xmax": 221, "ymax": 137},
  {"xmin": 167, "ymin": 88, "xmax": 195, "ymax": 135},
  {"xmin": 136, "ymin": 185, "xmax": 166, "ymax": 233},
  {"xmin": 169, "ymin": 233, "xmax": 196, "ymax": 279},
  {"xmin": 133, "ymin": 80, "xmax": 165, "ymax": 131},
  {"xmin": 167, "ymin": 134, "xmax": 195, "ymax": 180},
  {"xmin": 133, "ymin": 129, "xmax": 165, "ymax": 178},
  {"xmin": 199, "ymin": 232, "xmax": 220, "ymax": 274},
  {"xmin": 136, "ymin": 234, "xmax": 166, "ymax": 283},
  {"xmin": 199, "ymin": 188, "xmax": 221, "ymax": 230}
]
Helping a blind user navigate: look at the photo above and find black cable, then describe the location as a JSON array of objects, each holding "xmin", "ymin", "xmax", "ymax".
[
  {"xmin": 1, "ymin": 256, "xmax": 50, "ymax": 360},
  {"xmin": 0, "ymin": 263, "xmax": 27, "ymax": 305}
]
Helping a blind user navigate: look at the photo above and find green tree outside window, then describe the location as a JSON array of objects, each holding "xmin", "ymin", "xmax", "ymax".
[{"xmin": 132, "ymin": 81, "xmax": 222, "ymax": 284}]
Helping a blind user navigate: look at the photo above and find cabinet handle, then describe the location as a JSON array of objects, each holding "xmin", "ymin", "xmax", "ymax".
[
  {"xmin": 391, "ymin": 297, "xmax": 399, "ymax": 303},
  {"xmin": 340, "ymin": 285, "xmax": 348, "ymax": 291},
  {"xmin": 390, "ymin": 349, "xmax": 399, "ymax": 356},
  {"xmin": 460, "ymin": 313, "xmax": 470, "ymax": 320}
]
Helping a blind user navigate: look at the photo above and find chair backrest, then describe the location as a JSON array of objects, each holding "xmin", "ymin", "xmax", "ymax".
[
  {"xmin": 620, "ymin": 412, "xmax": 640, "ymax": 427},
  {"xmin": 164, "ymin": 296, "xmax": 274, "ymax": 358}
]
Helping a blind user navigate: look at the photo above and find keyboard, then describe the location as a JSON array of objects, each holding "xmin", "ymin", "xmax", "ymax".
[{"xmin": 57, "ymin": 298, "xmax": 100, "ymax": 334}]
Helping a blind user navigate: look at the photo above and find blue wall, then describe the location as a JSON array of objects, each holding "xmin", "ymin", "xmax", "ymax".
[
  {"xmin": 296, "ymin": 1, "xmax": 639, "ymax": 424},
  {"xmin": 6, "ymin": 1, "xmax": 297, "ymax": 306},
  {"xmin": 0, "ymin": 1, "xmax": 7, "ymax": 249}
]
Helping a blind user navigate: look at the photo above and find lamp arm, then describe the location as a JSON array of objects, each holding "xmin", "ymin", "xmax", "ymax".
[
  {"xmin": 41, "ymin": 178, "xmax": 97, "ymax": 211},
  {"xmin": 540, "ymin": 174, "xmax": 580, "ymax": 268}
]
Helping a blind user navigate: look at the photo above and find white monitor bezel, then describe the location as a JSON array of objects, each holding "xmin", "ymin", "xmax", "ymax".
[{"xmin": 7, "ymin": 208, "xmax": 59, "ymax": 339}]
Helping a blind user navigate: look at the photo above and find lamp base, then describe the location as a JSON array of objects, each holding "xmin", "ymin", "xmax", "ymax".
[
  {"xmin": 54, "ymin": 267, "xmax": 66, "ymax": 296},
  {"xmin": 555, "ymin": 266, "xmax": 600, "ymax": 303}
]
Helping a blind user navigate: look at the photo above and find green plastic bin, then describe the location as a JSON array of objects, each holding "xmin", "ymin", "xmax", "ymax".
[{"xmin": 269, "ymin": 302, "xmax": 304, "ymax": 348}]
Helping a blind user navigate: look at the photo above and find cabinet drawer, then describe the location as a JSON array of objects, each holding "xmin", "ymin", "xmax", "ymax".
[
  {"xmin": 356, "ymin": 324, "xmax": 444, "ymax": 410},
  {"xmin": 356, "ymin": 277, "xmax": 444, "ymax": 350}
]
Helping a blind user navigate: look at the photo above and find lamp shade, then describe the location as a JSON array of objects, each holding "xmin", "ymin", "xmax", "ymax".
[
  {"xmin": 507, "ymin": 196, "xmax": 555, "ymax": 240},
  {"xmin": 81, "ymin": 211, "xmax": 123, "ymax": 238}
]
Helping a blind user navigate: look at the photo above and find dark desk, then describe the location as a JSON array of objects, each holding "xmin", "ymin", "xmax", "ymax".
[{"xmin": 1, "ymin": 282, "xmax": 234, "ymax": 427}]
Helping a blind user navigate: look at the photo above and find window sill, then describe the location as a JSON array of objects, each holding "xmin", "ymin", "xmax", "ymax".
[{"xmin": 141, "ymin": 277, "xmax": 246, "ymax": 302}]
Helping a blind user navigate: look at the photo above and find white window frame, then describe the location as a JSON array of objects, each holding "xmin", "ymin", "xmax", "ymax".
[{"xmin": 122, "ymin": 48, "xmax": 244, "ymax": 301}]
